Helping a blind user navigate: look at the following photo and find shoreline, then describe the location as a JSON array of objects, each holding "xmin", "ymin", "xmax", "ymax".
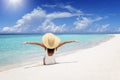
[
  {"xmin": 0, "ymin": 34, "xmax": 120, "ymax": 80},
  {"xmin": 0, "ymin": 34, "xmax": 114, "ymax": 72}
]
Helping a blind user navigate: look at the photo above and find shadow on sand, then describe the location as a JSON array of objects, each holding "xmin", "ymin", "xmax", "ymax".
[{"xmin": 24, "ymin": 61, "xmax": 78, "ymax": 69}]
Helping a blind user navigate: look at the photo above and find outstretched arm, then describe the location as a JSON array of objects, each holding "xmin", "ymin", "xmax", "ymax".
[
  {"xmin": 56, "ymin": 40, "xmax": 79, "ymax": 49},
  {"xmin": 23, "ymin": 42, "xmax": 46, "ymax": 48}
]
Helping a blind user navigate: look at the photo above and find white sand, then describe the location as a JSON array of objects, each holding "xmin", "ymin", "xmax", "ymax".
[{"xmin": 0, "ymin": 34, "xmax": 120, "ymax": 80}]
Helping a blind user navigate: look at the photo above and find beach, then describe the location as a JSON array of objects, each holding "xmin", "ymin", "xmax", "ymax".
[{"xmin": 0, "ymin": 34, "xmax": 120, "ymax": 80}]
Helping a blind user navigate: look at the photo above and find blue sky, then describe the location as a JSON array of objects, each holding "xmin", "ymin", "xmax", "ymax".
[{"xmin": 0, "ymin": 0, "xmax": 120, "ymax": 33}]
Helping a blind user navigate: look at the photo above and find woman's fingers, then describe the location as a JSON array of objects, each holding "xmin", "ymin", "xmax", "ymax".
[
  {"xmin": 74, "ymin": 40, "xmax": 80, "ymax": 42},
  {"xmin": 22, "ymin": 42, "xmax": 27, "ymax": 44}
]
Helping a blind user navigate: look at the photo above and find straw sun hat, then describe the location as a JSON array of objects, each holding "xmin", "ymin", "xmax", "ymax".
[{"xmin": 42, "ymin": 33, "xmax": 60, "ymax": 49}]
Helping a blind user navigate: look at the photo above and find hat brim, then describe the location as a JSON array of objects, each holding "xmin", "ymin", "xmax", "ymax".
[{"xmin": 42, "ymin": 33, "xmax": 60, "ymax": 49}]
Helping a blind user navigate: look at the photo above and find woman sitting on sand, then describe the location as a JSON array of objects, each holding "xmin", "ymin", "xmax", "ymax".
[{"xmin": 23, "ymin": 33, "xmax": 79, "ymax": 65}]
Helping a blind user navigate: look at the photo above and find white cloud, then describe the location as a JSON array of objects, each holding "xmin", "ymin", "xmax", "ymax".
[
  {"xmin": 2, "ymin": 27, "xmax": 10, "ymax": 32},
  {"xmin": 1, "ymin": 5, "xmax": 85, "ymax": 33},
  {"xmin": 42, "ymin": 4, "xmax": 82, "ymax": 16},
  {"xmin": 2, "ymin": 7, "xmax": 46, "ymax": 33},
  {"xmin": 96, "ymin": 24, "xmax": 110, "ymax": 32},
  {"xmin": 92, "ymin": 17, "xmax": 103, "ymax": 22},
  {"xmin": 1, "ymin": 5, "xmax": 107, "ymax": 33},
  {"xmin": 74, "ymin": 17, "xmax": 103, "ymax": 30},
  {"xmin": 117, "ymin": 27, "xmax": 120, "ymax": 32},
  {"xmin": 45, "ymin": 5, "xmax": 83, "ymax": 19},
  {"xmin": 46, "ymin": 12, "xmax": 73, "ymax": 19},
  {"xmin": 74, "ymin": 17, "xmax": 91, "ymax": 29},
  {"xmin": 1, "ymin": 7, "xmax": 70, "ymax": 33},
  {"xmin": 36, "ymin": 19, "xmax": 66, "ymax": 33},
  {"xmin": 62, "ymin": 5, "xmax": 81, "ymax": 13},
  {"xmin": 42, "ymin": 4, "xmax": 82, "ymax": 13},
  {"xmin": 60, "ymin": 5, "xmax": 83, "ymax": 17}
]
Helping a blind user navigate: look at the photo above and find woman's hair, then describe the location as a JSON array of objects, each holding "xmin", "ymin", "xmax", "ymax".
[{"xmin": 47, "ymin": 49, "xmax": 55, "ymax": 56}]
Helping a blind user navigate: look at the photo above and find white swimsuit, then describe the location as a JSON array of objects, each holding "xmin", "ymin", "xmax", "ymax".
[{"xmin": 43, "ymin": 51, "xmax": 56, "ymax": 65}]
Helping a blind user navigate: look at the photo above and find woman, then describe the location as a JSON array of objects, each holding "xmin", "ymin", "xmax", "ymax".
[{"xmin": 23, "ymin": 33, "xmax": 79, "ymax": 65}]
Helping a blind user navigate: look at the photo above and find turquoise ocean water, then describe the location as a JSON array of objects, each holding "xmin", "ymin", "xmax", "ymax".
[{"xmin": 0, "ymin": 34, "xmax": 112, "ymax": 71}]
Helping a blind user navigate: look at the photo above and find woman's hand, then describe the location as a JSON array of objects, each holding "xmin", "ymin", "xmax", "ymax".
[
  {"xmin": 74, "ymin": 40, "xmax": 80, "ymax": 42},
  {"xmin": 22, "ymin": 42, "xmax": 27, "ymax": 44}
]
